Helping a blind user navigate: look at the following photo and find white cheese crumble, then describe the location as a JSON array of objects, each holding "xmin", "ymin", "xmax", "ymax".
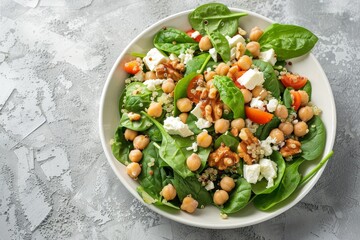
[
  {"xmin": 260, "ymin": 136, "xmax": 277, "ymax": 156},
  {"xmin": 178, "ymin": 49, "xmax": 195, "ymax": 64},
  {"xmin": 266, "ymin": 98, "xmax": 279, "ymax": 113},
  {"xmin": 190, "ymin": 103, "xmax": 203, "ymax": 119},
  {"xmin": 205, "ymin": 181, "xmax": 215, "ymax": 191},
  {"xmin": 186, "ymin": 142, "xmax": 198, "ymax": 152},
  {"xmin": 259, "ymin": 158, "xmax": 278, "ymax": 188},
  {"xmin": 191, "ymin": 31, "xmax": 201, "ymax": 39},
  {"xmin": 169, "ymin": 53, "xmax": 178, "ymax": 61},
  {"xmin": 143, "ymin": 79, "xmax": 165, "ymax": 91},
  {"xmin": 143, "ymin": 48, "xmax": 167, "ymax": 71},
  {"xmin": 163, "ymin": 116, "xmax": 194, "ymax": 137},
  {"xmin": 259, "ymin": 49, "xmax": 277, "ymax": 66},
  {"xmin": 230, "ymin": 47, "xmax": 236, "ymax": 60},
  {"xmin": 226, "ymin": 34, "xmax": 246, "ymax": 48},
  {"xmin": 195, "ymin": 118, "xmax": 212, "ymax": 129},
  {"xmin": 209, "ymin": 48, "xmax": 217, "ymax": 62},
  {"xmin": 237, "ymin": 69, "xmax": 265, "ymax": 90},
  {"xmin": 250, "ymin": 97, "xmax": 266, "ymax": 111},
  {"xmin": 243, "ymin": 164, "xmax": 261, "ymax": 184}
]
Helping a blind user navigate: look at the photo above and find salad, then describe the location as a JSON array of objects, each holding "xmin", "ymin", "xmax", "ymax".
[{"xmin": 111, "ymin": 3, "xmax": 333, "ymax": 217}]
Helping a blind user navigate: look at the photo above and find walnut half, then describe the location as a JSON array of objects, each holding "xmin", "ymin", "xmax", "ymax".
[
  {"xmin": 208, "ymin": 144, "xmax": 240, "ymax": 170},
  {"xmin": 280, "ymin": 139, "xmax": 302, "ymax": 158},
  {"xmin": 237, "ymin": 128, "xmax": 261, "ymax": 165}
]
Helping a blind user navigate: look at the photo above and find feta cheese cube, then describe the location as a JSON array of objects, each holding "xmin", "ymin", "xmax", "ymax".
[
  {"xmin": 259, "ymin": 158, "xmax": 278, "ymax": 188},
  {"xmin": 178, "ymin": 49, "xmax": 195, "ymax": 64},
  {"xmin": 143, "ymin": 79, "xmax": 164, "ymax": 91},
  {"xmin": 226, "ymin": 34, "xmax": 246, "ymax": 48},
  {"xmin": 195, "ymin": 118, "xmax": 212, "ymax": 129},
  {"xmin": 163, "ymin": 117, "xmax": 194, "ymax": 137},
  {"xmin": 209, "ymin": 48, "xmax": 217, "ymax": 62},
  {"xmin": 260, "ymin": 136, "xmax": 276, "ymax": 157},
  {"xmin": 230, "ymin": 47, "xmax": 236, "ymax": 60},
  {"xmin": 237, "ymin": 69, "xmax": 265, "ymax": 90},
  {"xmin": 266, "ymin": 98, "xmax": 279, "ymax": 112},
  {"xmin": 250, "ymin": 97, "xmax": 266, "ymax": 111},
  {"xmin": 190, "ymin": 103, "xmax": 203, "ymax": 119},
  {"xmin": 243, "ymin": 164, "xmax": 261, "ymax": 184},
  {"xmin": 143, "ymin": 48, "xmax": 167, "ymax": 71},
  {"xmin": 259, "ymin": 49, "xmax": 277, "ymax": 66}
]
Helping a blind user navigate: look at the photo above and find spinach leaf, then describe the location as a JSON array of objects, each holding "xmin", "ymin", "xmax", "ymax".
[
  {"xmin": 137, "ymin": 186, "xmax": 180, "ymax": 210},
  {"xmin": 143, "ymin": 112, "xmax": 194, "ymax": 178},
  {"xmin": 209, "ymin": 31, "xmax": 230, "ymax": 62},
  {"xmin": 283, "ymin": 88, "xmax": 292, "ymax": 108},
  {"xmin": 124, "ymin": 82, "xmax": 152, "ymax": 112},
  {"xmin": 252, "ymin": 60, "xmax": 280, "ymax": 98},
  {"xmin": 173, "ymin": 72, "xmax": 198, "ymax": 116},
  {"xmin": 253, "ymin": 159, "xmax": 304, "ymax": 210},
  {"xmin": 214, "ymin": 133, "xmax": 239, "ymax": 152},
  {"xmin": 258, "ymin": 23, "xmax": 318, "ymax": 60},
  {"xmin": 300, "ymin": 116, "xmax": 326, "ymax": 161},
  {"xmin": 138, "ymin": 142, "xmax": 166, "ymax": 198},
  {"xmin": 213, "ymin": 75, "xmax": 245, "ymax": 118},
  {"xmin": 154, "ymin": 28, "xmax": 199, "ymax": 55},
  {"xmin": 173, "ymin": 172, "xmax": 212, "ymax": 207},
  {"xmin": 189, "ymin": 3, "xmax": 247, "ymax": 37},
  {"xmin": 255, "ymin": 117, "xmax": 281, "ymax": 140},
  {"xmin": 144, "ymin": 125, "xmax": 162, "ymax": 142},
  {"xmin": 120, "ymin": 112, "xmax": 153, "ymax": 131},
  {"xmin": 301, "ymin": 81, "xmax": 312, "ymax": 101},
  {"xmin": 185, "ymin": 53, "xmax": 211, "ymax": 76},
  {"xmin": 251, "ymin": 151, "xmax": 286, "ymax": 195},
  {"xmin": 186, "ymin": 113, "xmax": 215, "ymax": 135},
  {"xmin": 222, "ymin": 178, "xmax": 252, "ymax": 214},
  {"xmin": 118, "ymin": 89, "xmax": 126, "ymax": 116},
  {"xmin": 111, "ymin": 126, "xmax": 131, "ymax": 165}
]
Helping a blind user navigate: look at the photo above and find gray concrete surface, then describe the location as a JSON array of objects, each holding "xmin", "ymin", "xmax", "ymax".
[{"xmin": 1, "ymin": 0, "xmax": 359, "ymax": 239}]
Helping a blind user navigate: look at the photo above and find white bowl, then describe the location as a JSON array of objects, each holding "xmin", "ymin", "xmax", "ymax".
[{"xmin": 99, "ymin": 8, "xmax": 336, "ymax": 229}]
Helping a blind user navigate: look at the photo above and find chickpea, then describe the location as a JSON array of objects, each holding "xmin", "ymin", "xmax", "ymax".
[
  {"xmin": 237, "ymin": 55, "xmax": 252, "ymax": 70},
  {"xmin": 252, "ymin": 86, "xmax": 268, "ymax": 100},
  {"xmin": 279, "ymin": 122, "xmax": 294, "ymax": 136},
  {"xmin": 204, "ymin": 71, "xmax": 216, "ymax": 81},
  {"xmin": 220, "ymin": 176, "xmax": 235, "ymax": 192},
  {"xmin": 176, "ymin": 98, "xmax": 192, "ymax": 113},
  {"xmin": 133, "ymin": 135, "xmax": 150, "ymax": 150},
  {"xmin": 124, "ymin": 129, "xmax": 138, "ymax": 141},
  {"xmin": 181, "ymin": 196, "xmax": 198, "ymax": 213},
  {"xmin": 196, "ymin": 131, "xmax": 212, "ymax": 148},
  {"xmin": 240, "ymin": 89, "xmax": 252, "ymax": 103},
  {"xmin": 227, "ymin": 66, "xmax": 239, "ymax": 79},
  {"xmin": 144, "ymin": 71, "xmax": 156, "ymax": 80},
  {"xmin": 298, "ymin": 106, "xmax": 314, "ymax": 122},
  {"xmin": 179, "ymin": 113, "xmax": 189, "ymax": 124},
  {"xmin": 231, "ymin": 118, "xmax": 245, "ymax": 131},
  {"xmin": 199, "ymin": 36, "xmax": 213, "ymax": 51},
  {"xmin": 126, "ymin": 162, "xmax": 141, "ymax": 179},
  {"xmin": 215, "ymin": 63, "xmax": 230, "ymax": 76},
  {"xmin": 147, "ymin": 102, "xmax": 163, "ymax": 118},
  {"xmin": 298, "ymin": 90, "xmax": 309, "ymax": 106},
  {"xmin": 161, "ymin": 184, "xmax": 177, "ymax": 201},
  {"xmin": 230, "ymin": 127, "xmax": 239, "ymax": 137},
  {"xmin": 213, "ymin": 190, "xmax": 229, "ymax": 205},
  {"xmin": 214, "ymin": 118, "xmax": 230, "ymax": 134},
  {"xmin": 294, "ymin": 121, "xmax": 308, "ymax": 137},
  {"xmin": 269, "ymin": 128, "xmax": 285, "ymax": 144},
  {"xmin": 274, "ymin": 105, "xmax": 288, "ymax": 119},
  {"xmin": 162, "ymin": 79, "xmax": 175, "ymax": 93},
  {"xmin": 129, "ymin": 149, "xmax": 143, "ymax": 162},
  {"xmin": 246, "ymin": 41, "xmax": 260, "ymax": 57},
  {"xmin": 186, "ymin": 153, "xmax": 202, "ymax": 171},
  {"xmin": 249, "ymin": 26, "xmax": 263, "ymax": 42}
]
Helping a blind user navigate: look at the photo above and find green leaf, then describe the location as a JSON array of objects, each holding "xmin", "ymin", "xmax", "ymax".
[
  {"xmin": 173, "ymin": 72, "xmax": 198, "ymax": 116},
  {"xmin": 185, "ymin": 113, "xmax": 215, "ymax": 135},
  {"xmin": 255, "ymin": 117, "xmax": 281, "ymax": 140},
  {"xmin": 137, "ymin": 186, "xmax": 180, "ymax": 210},
  {"xmin": 213, "ymin": 75, "xmax": 245, "ymax": 118},
  {"xmin": 111, "ymin": 127, "xmax": 131, "ymax": 165},
  {"xmin": 301, "ymin": 81, "xmax": 312, "ymax": 101},
  {"xmin": 258, "ymin": 23, "xmax": 318, "ymax": 60},
  {"xmin": 173, "ymin": 173, "xmax": 212, "ymax": 207},
  {"xmin": 185, "ymin": 53, "xmax": 211, "ymax": 76},
  {"xmin": 144, "ymin": 125, "xmax": 162, "ymax": 142},
  {"xmin": 120, "ymin": 112, "xmax": 153, "ymax": 131},
  {"xmin": 208, "ymin": 31, "xmax": 231, "ymax": 62},
  {"xmin": 189, "ymin": 3, "xmax": 247, "ymax": 36},
  {"xmin": 253, "ymin": 159, "xmax": 304, "ymax": 210},
  {"xmin": 222, "ymin": 178, "xmax": 252, "ymax": 214},
  {"xmin": 283, "ymin": 88, "xmax": 292, "ymax": 108},
  {"xmin": 252, "ymin": 60, "xmax": 281, "ymax": 98},
  {"xmin": 124, "ymin": 82, "xmax": 152, "ymax": 112},
  {"xmin": 214, "ymin": 133, "xmax": 239, "ymax": 152},
  {"xmin": 300, "ymin": 116, "xmax": 326, "ymax": 160},
  {"xmin": 251, "ymin": 151, "xmax": 286, "ymax": 195},
  {"xmin": 154, "ymin": 28, "xmax": 199, "ymax": 55}
]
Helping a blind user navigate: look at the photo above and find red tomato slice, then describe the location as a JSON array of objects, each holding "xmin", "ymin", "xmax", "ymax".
[
  {"xmin": 187, "ymin": 75, "xmax": 203, "ymax": 103},
  {"xmin": 280, "ymin": 74, "xmax": 307, "ymax": 90},
  {"xmin": 245, "ymin": 107, "xmax": 273, "ymax": 124},
  {"xmin": 186, "ymin": 29, "xmax": 202, "ymax": 42},
  {"xmin": 232, "ymin": 70, "xmax": 246, "ymax": 88},
  {"xmin": 291, "ymin": 90, "xmax": 301, "ymax": 111},
  {"xmin": 124, "ymin": 60, "xmax": 141, "ymax": 75}
]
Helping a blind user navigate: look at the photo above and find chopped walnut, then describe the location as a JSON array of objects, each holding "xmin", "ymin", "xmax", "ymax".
[
  {"xmin": 208, "ymin": 144, "xmax": 240, "ymax": 170},
  {"xmin": 237, "ymin": 128, "xmax": 262, "ymax": 164},
  {"xmin": 280, "ymin": 139, "xmax": 302, "ymax": 157},
  {"xmin": 155, "ymin": 60, "xmax": 184, "ymax": 81},
  {"xmin": 201, "ymin": 98, "xmax": 223, "ymax": 123},
  {"xmin": 128, "ymin": 112, "xmax": 141, "ymax": 121},
  {"xmin": 235, "ymin": 42, "xmax": 246, "ymax": 60}
]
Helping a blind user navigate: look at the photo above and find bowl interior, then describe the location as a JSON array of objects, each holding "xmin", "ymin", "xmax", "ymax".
[{"xmin": 99, "ymin": 9, "xmax": 336, "ymax": 229}]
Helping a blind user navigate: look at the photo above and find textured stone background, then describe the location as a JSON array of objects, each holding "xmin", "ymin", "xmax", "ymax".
[{"xmin": 0, "ymin": 0, "xmax": 359, "ymax": 239}]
